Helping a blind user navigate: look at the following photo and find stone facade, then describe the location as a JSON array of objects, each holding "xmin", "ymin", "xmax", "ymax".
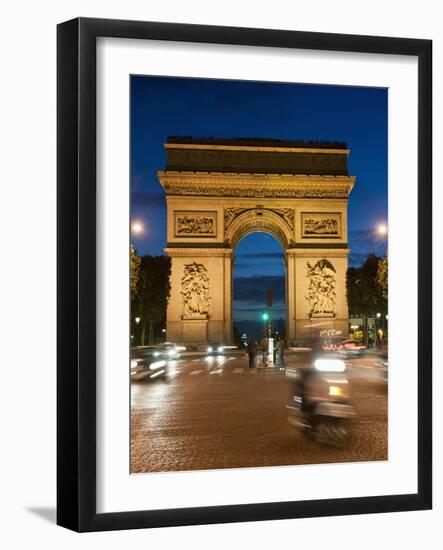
[{"xmin": 158, "ymin": 138, "xmax": 356, "ymax": 343}]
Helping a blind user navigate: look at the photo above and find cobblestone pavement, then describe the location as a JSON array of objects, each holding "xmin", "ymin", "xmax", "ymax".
[{"xmin": 131, "ymin": 354, "xmax": 387, "ymax": 473}]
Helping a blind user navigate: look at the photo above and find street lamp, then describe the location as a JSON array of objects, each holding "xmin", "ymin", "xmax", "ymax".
[
  {"xmin": 134, "ymin": 317, "xmax": 141, "ymax": 346},
  {"xmin": 377, "ymin": 223, "xmax": 387, "ymax": 236},
  {"xmin": 131, "ymin": 221, "xmax": 145, "ymax": 235}
]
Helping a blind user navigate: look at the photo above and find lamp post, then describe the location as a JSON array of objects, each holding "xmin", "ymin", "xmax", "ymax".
[
  {"xmin": 135, "ymin": 316, "xmax": 141, "ymax": 346},
  {"xmin": 261, "ymin": 311, "xmax": 269, "ymax": 336},
  {"xmin": 376, "ymin": 312, "xmax": 382, "ymax": 348}
]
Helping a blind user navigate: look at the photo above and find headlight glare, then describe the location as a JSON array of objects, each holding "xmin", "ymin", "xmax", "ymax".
[{"xmin": 314, "ymin": 358, "xmax": 346, "ymax": 372}]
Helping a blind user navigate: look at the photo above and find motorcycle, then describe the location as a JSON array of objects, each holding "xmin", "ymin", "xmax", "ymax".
[{"xmin": 286, "ymin": 356, "xmax": 355, "ymax": 447}]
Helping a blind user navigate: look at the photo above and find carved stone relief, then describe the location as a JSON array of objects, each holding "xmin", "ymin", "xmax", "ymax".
[
  {"xmin": 224, "ymin": 207, "xmax": 247, "ymax": 230},
  {"xmin": 305, "ymin": 259, "xmax": 336, "ymax": 316},
  {"xmin": 272, "ymin": 208, "xmax": 295, "ymax": 232},
  {"xmin": 224, "ymin": 207, "xmax": 294, "ymax": 233},
  {"xmin": 301, "ymin": 212, "xmax": 342, "ymax": 238},
  {"xmin": 174, "ymin": 212, "xmax": 217, "ymax": 237},
  {"xmin": 180, "ymin": 262, "xmax": 211, "ymax": 318}
]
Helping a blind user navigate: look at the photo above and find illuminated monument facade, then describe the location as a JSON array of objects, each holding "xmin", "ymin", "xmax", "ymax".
[{"xmin": 158, "ymin": 137, "xmax": 356, "ymax": 343}]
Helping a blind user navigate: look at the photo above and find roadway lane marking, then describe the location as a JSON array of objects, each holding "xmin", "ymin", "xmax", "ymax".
[
  {"xmin": 189, "ymin": 370, "xmax": 203, "ymax": 375},
  {"xmin": 210, "ymin": 369, "xmax": 223, "ymax": 374},
  {"xmin": 233, "ymin": 368, "xmax": 243, "ymax": 373}
]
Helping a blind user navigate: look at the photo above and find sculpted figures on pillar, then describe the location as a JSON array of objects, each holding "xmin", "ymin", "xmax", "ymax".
[
  {"xmin": 305, "ymin": 259, "xmax": 337, "ymax": 315},
  {"xmin": 181, "ymin": 262, "xmax": 211, "ymax": 317}
]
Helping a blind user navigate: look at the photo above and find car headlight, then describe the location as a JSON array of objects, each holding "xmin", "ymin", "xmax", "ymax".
[
  {"xmin": 150, "ymin": 360, "xmax": 166, "ymax": 370},
  {"xmin": 154, "ymin": 351, "xmax": 160, "ymax": 357},
  {"xmin": 168, "ymin": 349, "xmax": 176, "ymax": 357},
  {"xmin": 314, "ymin": 358, "xmax": 346, "ymax": 372},
  {"xmin": 329, "ymin": 385, "xmax": 344, "ymax": 397},
  {"xmin": 207, "ymin": 346, "xmax": 213, "ymax": 353},
  {"xmin": 130, "ymin": 359, "xmax": 139, "ymax": 368},
  {"xmin": 217, "ymin": 346, "xmax": 224, "ymax": 353}
]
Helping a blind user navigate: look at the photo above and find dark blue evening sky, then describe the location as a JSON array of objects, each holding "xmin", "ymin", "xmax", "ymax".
[{"xmin": 131, "ymin": 76, "xmax": 388, "ymax": 329}]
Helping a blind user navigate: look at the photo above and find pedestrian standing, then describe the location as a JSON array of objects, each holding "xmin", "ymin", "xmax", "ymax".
[
  {"xmin": 247, "ymin": 338, "xmax": 257, "ymax": 368},
  {"xmin": 278, "ymin": 338, "xmax": 286, "ymax": 368}
]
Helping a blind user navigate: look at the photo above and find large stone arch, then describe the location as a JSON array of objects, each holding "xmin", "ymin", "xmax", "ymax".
[
  {"xmin": 158, "ymin": 137, "xmax": 355, "ymax": 344},
  {"xmin": 225, "ymin": 208, "xmax": 294, "ymax": 250}
]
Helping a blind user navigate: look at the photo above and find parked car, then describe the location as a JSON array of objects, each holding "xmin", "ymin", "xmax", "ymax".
[{"xmin": 130, "ymin": 347, "xmax": 168, "ymax": 381}]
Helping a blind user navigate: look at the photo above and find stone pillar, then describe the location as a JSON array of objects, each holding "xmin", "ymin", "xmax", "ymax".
[
  {"xmin": 286, "ymin": 251, "xmax": 296, "ymax": 341},
  {"xmin": 223, "ymin": 251, "xmax": 233, "ymax": 344},
  {"xmin": 165, "ymin": 248, "xmax": 231, "ymax": 345},
  {"xmin": 293, "ymin": 248, "xmax": 350, "ymax": 340}
]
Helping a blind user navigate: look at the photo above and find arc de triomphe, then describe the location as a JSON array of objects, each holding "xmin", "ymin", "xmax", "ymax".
[{"xmin": 158, "ymin": 137, "xmax": 355, "ymax": 344}]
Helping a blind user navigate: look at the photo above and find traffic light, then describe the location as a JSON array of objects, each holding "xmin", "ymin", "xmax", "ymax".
[{"xmin": 261, "ymin": 311, "xmax": 269, "ymax": 322}]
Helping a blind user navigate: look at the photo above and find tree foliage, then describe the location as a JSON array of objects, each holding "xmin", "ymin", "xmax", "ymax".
[
  {"xmin": 346, "ymin": 254, "xmax": 387, "ymax": 316},
  {"xmin": 377, "ymin": 255, "xmax": 388, "ymax": 301},
  {"xmin": 132, "ymin": 254, "xmax": 171, "ymax": 344},
  {"xmin": 130, "ymin": 243, "xmax": 141, "ymax": 296}
]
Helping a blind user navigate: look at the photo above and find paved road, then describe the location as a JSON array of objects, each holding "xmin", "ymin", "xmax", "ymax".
[{"xmin": 131, "ymin": 353, "xmax": 387, "ymax": 473}]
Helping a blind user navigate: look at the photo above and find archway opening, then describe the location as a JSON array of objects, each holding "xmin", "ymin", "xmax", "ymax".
[{"xmin": 232, "ymin": 232, "xmax": 286, "ymax": 345}]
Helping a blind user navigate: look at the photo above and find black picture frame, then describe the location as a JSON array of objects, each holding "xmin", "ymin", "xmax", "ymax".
[{"xmin": 57, "ymin": 17, "xmax": 432, "ymax": 532}]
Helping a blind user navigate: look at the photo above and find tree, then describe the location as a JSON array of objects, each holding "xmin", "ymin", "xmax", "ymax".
[
  {"xmin": 377, "ymin": 255, "xmax": 388, "ymax": 301},
  {"xmin": 133, "ymin": 255, "xmax": 171, "ymax": 345},
  {"xmin": 130, "ymin": 243, "xmax": 141, "ymax": 297},
  {"xmin": 346, "ymin": 254, "xmax": 387, "ymax": 345}
]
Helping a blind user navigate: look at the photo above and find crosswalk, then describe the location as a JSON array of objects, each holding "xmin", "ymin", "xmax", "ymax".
[
  {"xmin": 164, "ymin": 357, "xmax": 285, "ymax": 380},
  {"xmin": 178, "ymin": 366, "xmax": 275, "ymax": 377},
  {"xmin": 188, "ymin": 366, "xmax": 246, "ymax": 376}
]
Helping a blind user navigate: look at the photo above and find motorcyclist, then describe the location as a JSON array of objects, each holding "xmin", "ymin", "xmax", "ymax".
[
  {"xmin": 293, "ymin": 347, "xmax": 318, "ymax": 413},
  {"xmin": 293, "ymin": 342, "xmax": 337, "ymax": 413}
]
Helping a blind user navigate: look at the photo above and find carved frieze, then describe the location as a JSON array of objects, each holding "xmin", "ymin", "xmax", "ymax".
[
  {"xmin": 180, "ymin": 262, "xmax": 211, "ymax": 318},
  {"xmin": 163, "ymin": 183, "xmax": 351, "ymax": 200},
  {"xmin": 305, "ymin": 259, "xmax": 336, "ymax": 316},
  {"xmin": 301, "ymin": 212, "xmax": 342, "ymax": 238},
  {"xmin": 174, "ymin": 211, "xmax": 217, "ymax": 237}
]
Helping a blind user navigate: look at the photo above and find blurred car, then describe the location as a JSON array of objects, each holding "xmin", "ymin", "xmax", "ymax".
[
  {"xmin": 378, "ymin": 359, "xmax": 388, "ymax": 383},
  {"xmin": 156, "ymin": 342, "xmax": 180, "ymax": 359},
  {"xmin": 378, "ymin": 345, "xmax": 388, "ymax": 383},
  {"xmin": 130, "ymin": 347, "xmax": 168, "ymax": 381},
  {"xmin": 325, "ymin": 339, "xmax": 366, "ymax": 356},
  {"xmin": 207, "ymin": 342, "xmax": 224, "ymax": 355}
]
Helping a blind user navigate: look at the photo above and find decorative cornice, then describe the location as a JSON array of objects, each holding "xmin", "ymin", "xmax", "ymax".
[
  {"xmin": 159, "ymin": 171, "xmax": 355, "ymax": 199},
  {"xmin": 165, "ymin": 247, "xmax": 233, "ymax": 258},
  {"xmin": 290, "ymin": 242, "xmax": 348, "ymax": 249},
  {"xmin": 165, "ymin": 143, "xmax": 350, "ymax": 155},
  {"xmin": 166, "ymin": 242, "xmax": 227, "ymax": 249},
  {"xmin": 286, "ymin": 247, "xmax": 350, "ymax": 258}
]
